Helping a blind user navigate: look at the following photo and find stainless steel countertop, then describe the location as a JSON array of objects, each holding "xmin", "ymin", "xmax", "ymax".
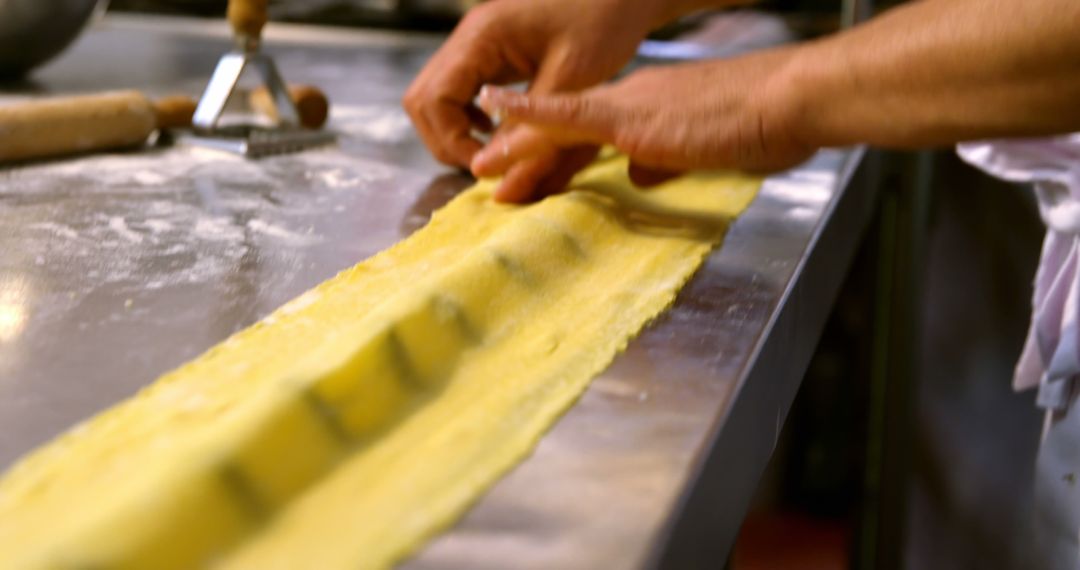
[{"xmin": 0, "ymin": 14, "xmax": 876, "ymax": 568}]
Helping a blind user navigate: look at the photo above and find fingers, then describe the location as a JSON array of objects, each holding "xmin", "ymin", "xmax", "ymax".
[
  {"xmin": 405, "ymin": 91, "xmax": 483, "ymax": 168},
  {"xmin": 470, "ymin": 92, "xmax": 619, "ymax": 177},
  {"xmin": 404, "ymin": 71, "xmax": 470, "ymax": 166},
  {"xmin": 478, "ymin": 85, "xmax": 619, "ymax": 143},
  {"xmin": 490, "ymin": 146, "xmax": 600, "ymax": 203},
  {"xmin": 403, "ymin": 7, "xmax": 523, "ymax": 167},
  {"xmin": 472, "ymin": 122, "xmax": 675, "ymax": 188},
  {"xmin": 474, "ymin": 85, "xmax": 684, "ymax": 184},
  {"xmin": 476, "ymin": 56, "xmax": 608, "ymax": 203},
  {"xmin": 471, "ymin": 125, "xmax": 555, "ymax": 177},
  {"xmin": 424, "ymin": 99, "xmax": 486, "ymax": 166},
  {"xmin": 406, "ymin": 63, "xmax": 493, "ymax": 166},
  {"xmin": 464, "ymin": 102, "xmax": 494, "ymax": 133},
  {"xmin": 628, "ymin": 162, "xmax": 681, "ymax": 187},
  {"xmin": 493, "ymin": 155, "xmax": 559, "ymax": 203},
  {"xmin": 534, "ymin": 146, "xmax": 601, "ymax": 198}
]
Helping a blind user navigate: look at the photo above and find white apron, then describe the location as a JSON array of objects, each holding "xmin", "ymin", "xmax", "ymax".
[{"xmin": 959, "ymin": 136, "xmax": 1080, "ymax": 569}]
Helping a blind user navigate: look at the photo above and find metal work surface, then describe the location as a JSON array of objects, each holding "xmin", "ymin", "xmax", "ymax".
[{"xmin": 0, "ymin": 15, "xmax": 872, "ymax": 568}]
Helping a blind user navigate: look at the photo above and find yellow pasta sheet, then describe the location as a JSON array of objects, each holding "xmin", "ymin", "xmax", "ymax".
[{"xmin": 0, "ymin": 155, "xmax": 759, "ymax": 569}]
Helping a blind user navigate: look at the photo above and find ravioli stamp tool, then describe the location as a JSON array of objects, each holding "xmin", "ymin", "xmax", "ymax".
[{"xmin": 188, "ymin": 0, "xmax": 335, "ymax": 157}]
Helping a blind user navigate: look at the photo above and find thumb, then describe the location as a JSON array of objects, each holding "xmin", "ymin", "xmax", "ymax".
[{"xmin": 479, "ymin": 85, "xmax": 618, "ymax": 143}]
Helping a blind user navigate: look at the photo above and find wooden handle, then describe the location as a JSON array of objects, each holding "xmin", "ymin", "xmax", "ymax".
[
  {"xmin": 156, "ymin": 86, "xmax": 327, "ymax": 130},
  {"xmin": 0, "ymin": 85, "xmax": 327, "ymax": 164},
  {"xmin": 0, "ymin": 91, "xmax": 157, "ymax": 163},
  {"xmin": 228, "ymin": 0, "xmax": 269, "ymax": 40},
  {"xmin": 249, "ymin": 84, "xmax": 330, "ymax": 129},
  {"xmin": 152, "ymin": 95, "xmax": 197, "ymax": 130}
]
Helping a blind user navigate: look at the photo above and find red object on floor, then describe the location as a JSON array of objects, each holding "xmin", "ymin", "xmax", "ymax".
[{"xmin": 733, "ymin": 512, "xmax": 850, "ymax": 570}]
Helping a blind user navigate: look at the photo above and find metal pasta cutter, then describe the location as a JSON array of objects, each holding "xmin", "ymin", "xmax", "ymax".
[{"xmin": 188, "ymin": 0, "xmax": 335, "ymax": 157}]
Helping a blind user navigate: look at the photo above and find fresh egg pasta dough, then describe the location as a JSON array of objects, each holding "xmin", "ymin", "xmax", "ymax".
[{"xmin": 0, "ymin": 154, "xmax": 759, "ymax": 569}]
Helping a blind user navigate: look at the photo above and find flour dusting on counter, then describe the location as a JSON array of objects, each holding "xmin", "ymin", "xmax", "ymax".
[
  {"xmin": 330, "ymin": 105, "xmax": 412, "ymax": 144},
  {"xmin": 0, "ymin": 108, "xmax": 408, "ymax": 306},
  {"xmin": 108, "ymin": 217, "xmax": 144, "ymax": 244}
]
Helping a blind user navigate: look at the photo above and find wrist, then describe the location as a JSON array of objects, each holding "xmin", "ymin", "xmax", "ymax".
[{"xmin": 773, "ymin": 39, "xmax": 858, "ymax": 151}]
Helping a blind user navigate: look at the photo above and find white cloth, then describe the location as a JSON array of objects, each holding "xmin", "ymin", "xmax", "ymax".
[
  {"xmin": 959, "ymin": 135, "xmax": 1080, "ymax": 409},
  {"xmin": 958, "ymin": 135, "xmax": 1080, "ymax": 570}
]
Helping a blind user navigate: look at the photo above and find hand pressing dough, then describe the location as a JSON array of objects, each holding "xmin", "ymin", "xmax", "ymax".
[{"xmin": 0, "ymin": 153, "xmax": 759, "ymax": 570}]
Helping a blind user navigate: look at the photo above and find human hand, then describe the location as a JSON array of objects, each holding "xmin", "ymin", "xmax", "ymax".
[
  {"xmin": 472, "ymin": 48, "xmax": 816, "ymax": 202},
  {"xmin": 403, "ymin": 0, "xmax": 724, "ymax": 201},
  {"xmin": 403, "ymin": 0, "xmax": 655, "ymax": 163}
]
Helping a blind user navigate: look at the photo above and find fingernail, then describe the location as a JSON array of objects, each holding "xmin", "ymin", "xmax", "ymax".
[
  {"xmin": 477, "ymin": 85, "xmax": 495, "ymax": 109},
  {"xmin": 470, "ymin": 148, "xmax": 491, "ymax": 175},
  {"xmin": 493, "ymin": 183, "xmax": 514, "ymax": 203},
  {"xmin": 479, "ymin": 85, "xmax": 513, "ymax": 113},
  {"xmin": 480, "ymin": 84, "xmax": 504, "ymax": 100}
]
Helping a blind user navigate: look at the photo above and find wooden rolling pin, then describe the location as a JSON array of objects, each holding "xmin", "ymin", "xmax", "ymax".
[
  {"xmin": 0, "ymin": 91, "xmax": 192, "ymax": 164},
  {"xmin": 0, "ymin": 85, "xmax": 329, "ymax": 164}
]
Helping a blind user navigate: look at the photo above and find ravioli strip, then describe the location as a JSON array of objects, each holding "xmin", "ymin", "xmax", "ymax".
[{"xmin": 0, "ymin": 155, "xmax": 759, "ymax": 570}]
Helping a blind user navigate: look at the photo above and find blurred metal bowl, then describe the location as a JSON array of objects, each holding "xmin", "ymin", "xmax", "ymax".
[{"xmin": 0, "ymin": 0, "xmax": 108, "ymax": 78}]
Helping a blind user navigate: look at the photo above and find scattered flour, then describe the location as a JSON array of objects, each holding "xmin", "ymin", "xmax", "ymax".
[
  {"xmin": 28, "ymin": 222, "xmax": 79, "ymax": 241},
  {"xmin": 108, "ymin": 217, "xmax": 144, "ymax": 244},
  {"xmin": 142, "ymin": 219, "xmax": 173, "ymax": 234},
  {"xmin": 247, "ymin": 219, "xmax": 319, "ymax": 245},
  {"xmin": 193, "ymin": 216, "xmax": 245, "ymax": 242},
  {"xmin": 1, "ymin": 103, "xmax": 405, "ymax": 298},
  {"xmin": 132, "ymin": 170, "xmax": 169, "ymax": 186},
  {"xmin": 330, "ymin": 105, "xmax": 412, "ymax": 144}
]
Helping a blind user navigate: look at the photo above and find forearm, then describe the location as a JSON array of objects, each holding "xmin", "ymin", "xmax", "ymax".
[{"xmin": 791, "ymin": 0, "xmax": 1080, "ymax": 148}]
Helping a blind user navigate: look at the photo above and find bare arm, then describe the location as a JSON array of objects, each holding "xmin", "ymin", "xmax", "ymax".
[
  {"xmin": 401, "ymin": 0, "xmax": 749, "ymax": 201},
  {"xmin": 799, "ymin": 0, "xmax": 1080, "ymax": 147},
  {"xmin": 474, "ymin": 0, "xmax": 1080, "ymax": 201}
]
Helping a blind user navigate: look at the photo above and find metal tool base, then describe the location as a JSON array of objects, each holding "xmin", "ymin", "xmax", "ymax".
[
  {"xmin": 189, "ymin": 39, "xmax": 335, "ymax": 158},
  {"xmin": 193, "ymin": 49, "xmax": 300, "ymax": 130},
  {"xmin": 183, "ymin": 125, "xmax": 337, "ymax": 158}
]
